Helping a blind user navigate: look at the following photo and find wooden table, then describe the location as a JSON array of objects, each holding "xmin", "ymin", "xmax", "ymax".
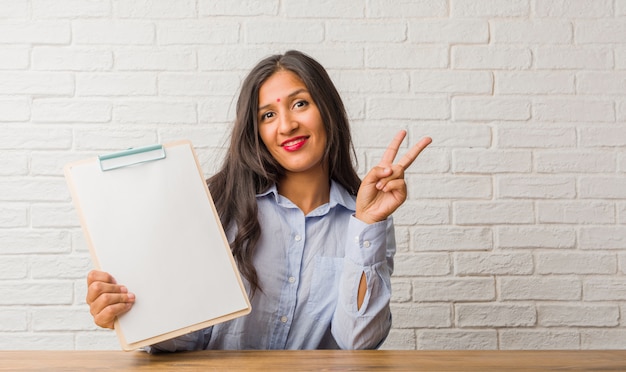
[{"xmin": 1, "ymin": 350, "xmax": 626, "ymax": 371}]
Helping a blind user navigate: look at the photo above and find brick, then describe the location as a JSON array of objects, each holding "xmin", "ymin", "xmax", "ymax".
[
  {"xmin": 578, "ymin": 72, "xmax": 626, "ymax": 95},
  {"xmin": 581, "ymin": 329, "xmax": 626, "ymax": 349},
  {"xmin": 456, "ymin": 303, "xmax": 536, "ymax": 327},
  {"xmin": 534, "ymin": 99, "xmax": 614, "ymax": 122},
  {"xmin": 73, "ymin": 20, "xmax": 154, "ymax": 45},
  {"xmin": 0, "ymin": 0, "xmax": 29, "ymax": 18},
  {"xmin": 75, "ymin": 331, "xmax": 120, "ymax": 350},
  {"xmin": 535, "ymin": 0, "xmax": 612, "ymax": 17},
  {"xmin": 0, "ymin": 179, "xmax": 70, "ymax": 203},
  {"xmin": 285, "ymin": 0, "xmax": 364, "ymax": 17},
  {"xmin": 379, "ymin": 329, "xmax": 416, "ymax": 350},
  {"xmin": 157, "ymin": 21, "xmax": 239, "ymax": 45},
  {"xmin": 0, "ymin": 204, "xmax": 28, "ymax": 228},
  {"xmin": 0, "ymin": 152, "xmax": 28, "ymax": 176},
  {"xmin": 501, "ymin": 277, "xmax": 582, "ymax": 300},
  {"xmin": 409, "ymin": 20, "xmax": 488, "ymax": 43},
  {"xmin": 33, "ymin": 47, "xmax": 113, "ymax": 71},
  {"xmin": 620, "ymin": 204, "xmax": 626, "ymax": 225},
  {"xmin": 452, "ymin": 46, "xmax": 531, "ymax": 69},
  {"xmin": 619, "ymin": 0, "xmax": 626, "ymax": 15},
  {"xmin": 579, "ymin": 226, "xmax": 626, "ymax": 250},
  {"xmin": 583, "ymin": 276, "xmax": 626, "ymax": 301},
  {"xmin": 393, "ymin": 253, "xmax": 450, "ymax": 277},
  {"xmin": 114, "ymin": 101, "xmax": 196, "ymax": 124},
  {"xmin": 32, "ymin": 0, "xmax": 110, "ymax": 18},
  {"xmin": 498, "ymin": 176, "xmax": 576, "ymax": 199},
  {"xmin": 495, "ymin": 71, "xmax": 575, "ymax": 94},
  {"xmin": 538, "ymin": 304, "xmax": 619, "ymax": 327},
  {"xmin": 197, "ymin": 98, "xmax": 237, "ymax": 124},
  {"xmin": 617, "ymin": 48, "xmax": 626, "ymax": 69},
  {"xmin": 390, "ymin": 304, "xmax": 452, "ymax": 328},
  {"xmin": 413, "ymin": 226, "xmax": 493, "ymax": 252},
  {"xmin": 0, "ymin": 230, "xmax": 71, "ymax": 254},
  {"xmin": 497, "ymin": 226, "xmax": 576, "ymax": 249},
  {"xmin": 576, "ymin": 20, "xmax": 626, "ymax": 43},
  {"xmin": 453, "ymin": 97, "xmax": 530, "ymax": 121},
  {"xmin": 498, "ymin": 126, "xmax": 576, "ymax": 148},
  {"xmin": 411, "ymin": 71, "xmax": 492, "ymax": 94},
  {"xmin": 492, "ymin": 20, "xmax": 572, "ymax": 43},
  {"xmin": 158, "ymin": 125, "xmax": 231, "ymax": 148},
  {"xmin": 0, "ymin": 309, "xmax": 27, "ymax": 331},
  {"xmin": 0, "ymin": 98, "xmax": 30, "ymax": 122},
  {"xmin": 580, "ymin": 177, "xmax": 626, "ymax": 199},
  {"xmin": 115, "ymin": 48, "xmax": 196, "ymax": 70},
  {"xmin": 368, "ymin": 97, "xmax": 449, "ymax": 120},
  {"xmin": 74, "ymin": 129, "xmax": 158, "ymax": 151},
  {"xmin": 536, "ymin": 252, "xmax": 617, "ymax": 274},
  {"xmin": 390, "ymin": 278, "xmax": 412, "ymax": 302},
  {"xmin": 535, "ymin": 47, "xmax": 613, "ymax": 70},
  {"xmin": 295, "ymin": 47, "xmax": 366, "ymax": 69},
  {"xmin": 0, "ymin": 256, "xmax": 28, "ymax": 279},
  {"xmin": 417, "ymin": 330, "xmax": 497, "ymax": 350},
  {"xmin": 31, "ymin": 151, "xmax": 96, "ymax": 176},
  {"xmin": 0, "ymin": 72, "xmax": 74, "ymax": 95},
  {"xmin": 198, "ymin": 46, "xmax": 276, "ymax": 71},
  {"xmin": 408, "ymin": 176, "xmax": 492, "ymax": 199},
  {"xmin": 367, "ymin": 47, "xmax": 448, "ymax": 69},
  {"xmin": 115, "ymin": 0, "xmax": 196, "ymax": 18},
  {"xmin": 499, "ymin": 329, "xmax": 580, "ymax": 350},
  {"xmin": 536, "ymin": 151, "xmax": 616, "ymax": 173},
  {"xmin": 199, "ymin": 0, "xmax": 278, "ymax": 16},
  {"xmin": 32, "ymin": 99, "xmax": 112, "ymax": 123},
  {"xmin": 400, "ymin": 123, "xmax": 491, "ymax": 149},
  {"xmin": 77, "ymin": 73, "xmax": 156, "ymax": 96},
  {"xmin": 619, "ymin": 100, "xmax": 626, "ymax": 121},
  {"xmin": 454, "ymin": 252, "xmax": 534, "ymax": 275},
  {"xmin": 454, "ymin": 201, "xmax": 534, "ymax": 225},
  {"xmin": 31, "ymin": 203, "xmax": 80, "ymax": 228},
  {"xmin": 453, "ymin": 150, "xmax": 531, "ymax": 173},
  {"xmin": 451, "ymin": 0, "xmax": 528, "ymax": 17},
  {"xmin": 246, "ymin": 21, "xmax": 323, "ymax": 44},
  {"xmin": 0, "ymin": 126, "xmax": 72, "ymax": 150},
  {"xmin": 413, "ymin": 278, "xmax": 495, "ymax": 301},
  {"xmin": 580, "ymin": 126, "xmax": 626, "ymax": 147},
  {"xmin": 32, "ymin": 306, "xmax": 97, "ymax": 331},
  {"xmin": 0, "ymin": 46, "xmax": 29, "ymax": 69},
  {"xmin": 328, "ymin": 21, "xmax": 404, "ymax": 43},
  {"xmin": 393, "ymin": 201, "xmax": 449, "ymax": 226},
  {"xmin": 159, "ymin": 72, "xmax": 241, "ymax": 96},
  {"xmin": 0, "ymin": 333, "xmax": 75, "ymax": 350},
  {"xmin": 537, "ymin": 201, "xmax": 615, "ymax": 224},
  {"xmin": 0, "ymin": 21, "xmax": 70, "ymax": 44},
  {"xmin": 0, "ymin": 281, "xmax": 73, "ymax": 305},
  {"xmin": 367, "ymin": 0, "xmax": 447, "ymax": 17},
  {"xmin": 333, "ymin": 71, "xmax": 409, "ymax": 93}
]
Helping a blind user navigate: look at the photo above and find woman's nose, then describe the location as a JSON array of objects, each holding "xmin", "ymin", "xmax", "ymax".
[{"xmin": 278, "ymin": 111, "xmax": 298, "ymax": 134}]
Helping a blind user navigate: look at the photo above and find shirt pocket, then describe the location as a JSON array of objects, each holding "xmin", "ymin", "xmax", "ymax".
[{"xmin": 306, "ymin": 256, "xmax": 344, "ymax": 322}]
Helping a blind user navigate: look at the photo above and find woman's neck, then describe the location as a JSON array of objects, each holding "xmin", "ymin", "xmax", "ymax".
[{"xmin": 277, "ymin": 170, "xmax": 330, "ymax": 215}]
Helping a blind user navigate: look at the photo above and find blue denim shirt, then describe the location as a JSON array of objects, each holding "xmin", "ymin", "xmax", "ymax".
[{"xmin": 149, "ymin": 180, "xmax": 395, "ymax": 351}]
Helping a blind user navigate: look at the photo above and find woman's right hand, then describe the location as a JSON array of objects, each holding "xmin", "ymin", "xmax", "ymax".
[{"xmin": 86, "ymin": 270, "xmax": 135, "ymax": 329}]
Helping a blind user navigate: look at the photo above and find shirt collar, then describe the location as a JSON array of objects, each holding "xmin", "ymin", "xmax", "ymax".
[{"xmin": 257, "ymin": 179, "xmax": 356, "ymax": 214}]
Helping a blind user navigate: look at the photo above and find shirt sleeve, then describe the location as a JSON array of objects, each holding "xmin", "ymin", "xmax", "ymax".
[{"xmin": 331, "ymin": 215, "xmax": 396, "ymax": 349}]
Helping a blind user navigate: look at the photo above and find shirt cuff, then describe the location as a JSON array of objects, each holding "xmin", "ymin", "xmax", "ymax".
[{"xmin": 345, "ymin": 215, "xmax": 388, "ymax": 266}]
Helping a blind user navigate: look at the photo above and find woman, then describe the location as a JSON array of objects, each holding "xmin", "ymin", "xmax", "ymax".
[{"xmin": 86, "ymin": 50, "xmax": 431, "ymax": 351}]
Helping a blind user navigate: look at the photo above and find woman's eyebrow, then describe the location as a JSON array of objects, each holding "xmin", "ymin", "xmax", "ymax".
[{"xmin": 258, "ymin": 88, "xmax": 309, "ymax": 112}]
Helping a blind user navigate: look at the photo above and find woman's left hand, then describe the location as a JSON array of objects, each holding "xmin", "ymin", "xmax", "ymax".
[{"xmin": 355, "ymin": 130, "xmax": 432, "ymax": 224}]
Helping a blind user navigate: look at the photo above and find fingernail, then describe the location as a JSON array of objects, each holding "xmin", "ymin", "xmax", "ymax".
[{"xmin": 128, "ymin": 293, "xmax": 135, "ymax": 301}]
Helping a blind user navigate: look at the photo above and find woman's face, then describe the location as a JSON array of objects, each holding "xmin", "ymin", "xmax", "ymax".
[{"xmin": 257, "ymin": 70, "xmax": 327, "ymax": 177}]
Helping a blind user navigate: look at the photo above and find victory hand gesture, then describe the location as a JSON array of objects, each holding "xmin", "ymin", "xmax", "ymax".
[{"xmin": 355, "ymin": 130, "xmax": 432, "ymax": 224}]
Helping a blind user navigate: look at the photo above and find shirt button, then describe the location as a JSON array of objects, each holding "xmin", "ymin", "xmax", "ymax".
[
  {"xmin": 288, "ymin": 276, "xmax": 296, "ymax": 283},
  {"xmin": 294, "ymin": 235, "xmax": 302, "ymax": 242},
  {"xmin": 280, "ymin": 316, "xmax": 288, "ymax": 323},
  {"xmin": 363, "ymin": 240, "xmax": 371, "ymax": 248}
]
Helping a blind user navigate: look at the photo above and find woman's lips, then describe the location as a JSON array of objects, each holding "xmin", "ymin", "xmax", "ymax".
[{"xmin": 281, "ymin": 136, "xmax": 308, "ymax": 152}]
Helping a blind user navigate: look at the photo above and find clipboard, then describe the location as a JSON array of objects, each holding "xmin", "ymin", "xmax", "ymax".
[{"xmin": 64, "ymin": 140, "xmax": 251, "ymax": 350}]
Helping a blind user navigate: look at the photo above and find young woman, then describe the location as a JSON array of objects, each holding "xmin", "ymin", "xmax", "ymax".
[{"xmin": 86, "ymin": 50, "xmax": 432, "ymax": 351}]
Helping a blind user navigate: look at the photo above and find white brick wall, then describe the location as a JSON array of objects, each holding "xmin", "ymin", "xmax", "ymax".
[{"xmin": 0, "ymin": 0, "xmax": 624, "ymax": 351}]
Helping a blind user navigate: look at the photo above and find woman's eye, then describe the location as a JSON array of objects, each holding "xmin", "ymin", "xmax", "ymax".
[
  {"xmin": 293, "ymin": 100, "xmax": 308, "ymax": 109},
  {"xmin": 260, "ymin": 112, "xmax": 274, "ymax": 121}
]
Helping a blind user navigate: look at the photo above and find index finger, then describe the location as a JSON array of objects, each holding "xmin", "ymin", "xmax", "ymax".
[
  {"xmin": 396, "ymin": 136, "xmax": 432, "ymax": 170},
  {"xmin": 379, "ymin": 130, "xmax": 408, "ymax": 167},
  {"xmin": 87, "ymin": 270, "xmax": 117, "ymax": 286}
]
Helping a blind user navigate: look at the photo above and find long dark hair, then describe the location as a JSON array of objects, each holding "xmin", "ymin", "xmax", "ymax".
[{"xmin": 207, "ymin": 50, "xmax": 361, "ymax": 296}]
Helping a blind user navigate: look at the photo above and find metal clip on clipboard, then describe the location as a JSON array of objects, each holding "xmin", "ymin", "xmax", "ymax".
[{"xmin": 98, "ymin": 144, "xmax": 166, "ymax": 172}]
